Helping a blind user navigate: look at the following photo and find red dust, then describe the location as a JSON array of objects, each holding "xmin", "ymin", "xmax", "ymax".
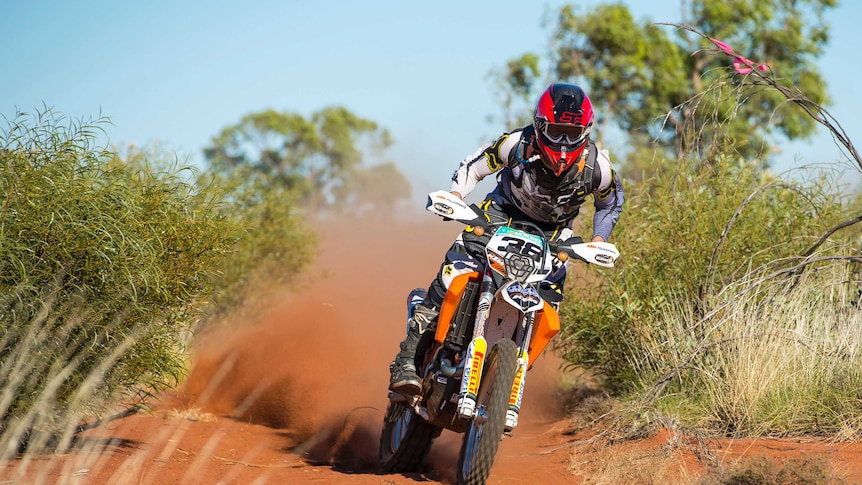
[
  {"xmin": 7, "ymin": 217, "xmax": 862, "ymax": 484},
  {"xmin": 181, "ymin": 217, "xmax": 460, "ymax": 468},
  {"xmin": 173, "ymin": 216, "xmax": 576, "ymax": 482}
]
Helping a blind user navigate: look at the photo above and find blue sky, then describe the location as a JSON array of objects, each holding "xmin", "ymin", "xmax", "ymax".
[{"xmin": 3, "ymin": 1, "xmax": 860, "ymax": 201}]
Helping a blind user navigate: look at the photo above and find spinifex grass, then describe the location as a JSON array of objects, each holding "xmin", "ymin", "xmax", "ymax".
[{"xmin": 640, "ymin": 260, "xmax": 862, "ymax": 438}]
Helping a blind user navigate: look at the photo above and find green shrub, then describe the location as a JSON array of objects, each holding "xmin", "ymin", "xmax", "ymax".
[
  {"xmin": 559, "ymin": 155, "xmax": 850, "ymax": 396},
  {"xmin": 0, "ymin": 108, "xmax": 316, "ymax": 454},
  {"xmin": 201, "ymin": 164, "xmax": 318, "ymax": 320}
]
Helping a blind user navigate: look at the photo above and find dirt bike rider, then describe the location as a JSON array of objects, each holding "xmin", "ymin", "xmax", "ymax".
[{"xmin": 389, "ymin": 83, "xmax": 625, "ymax": 396}]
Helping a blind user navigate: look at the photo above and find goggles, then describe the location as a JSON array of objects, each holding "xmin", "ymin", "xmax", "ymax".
[{"xmin": 535, "ymin": 118, "xmax": 589, "ymax": 145}]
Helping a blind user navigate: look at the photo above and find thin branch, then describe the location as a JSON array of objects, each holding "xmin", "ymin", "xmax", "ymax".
[
  {"xmin": 800, "ymin": 215, "xmax": 862, "ymax": 260},
  {"xmin": 663, "ymin": 22, "xmax": 861, "ymax": 172},
  {"xmin": 74, "ymin": 405, "xmax": 142, "ymax": 434}
]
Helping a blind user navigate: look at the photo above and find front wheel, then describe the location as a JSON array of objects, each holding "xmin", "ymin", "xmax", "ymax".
[
  {"xmin": 379, "ymin": 400, "xmax": 441, "ymax": 472},
  {"xmin": 456, "ymin": 339, "xmax": 519, "ymax": 485}
]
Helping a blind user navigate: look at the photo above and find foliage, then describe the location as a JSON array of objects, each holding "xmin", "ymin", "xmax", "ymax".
[
  {"xmin": 201, "ymin": 164, "xmax": 318, "ymax": 319},
  {"xmin": 556, "ymin": 4, "xmax": 689, "ymax": 148},
  {"xmin": 0, "ymin": 108, "xmax": 316, "ymax": 454},
  {"xmin": 556, "ymin": 20, "xmax": 862, "ymax": 438},
  {"xmin": 488, "ymin": 53, "xmax": 542, "ymax": 127},
  {"xmin": 559, "ymin": 156, "xmax": 850, "ymax": 395},
  {"xmin": 0, "ymin": 109, "xmax": 234, "ymax": 441},
  {"xmin": 203, "ymin": 106, "xmax": 410, "ymax": 213},
  {"xmin": 699, "ymin": 455, "xmax": 842, "ymax": 485},
  {"xmin": 646, "ymin": 260, "xmax": 862, "ymax": 437},
  {"xmin": 492, "ymin": 0, "xmax": 834, "ymax": 165}
]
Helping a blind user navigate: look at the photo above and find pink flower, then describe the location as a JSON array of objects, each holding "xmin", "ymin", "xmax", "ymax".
[{"xmin": 709, "ymin": 38, "xmax": 768, "ymax": 74}]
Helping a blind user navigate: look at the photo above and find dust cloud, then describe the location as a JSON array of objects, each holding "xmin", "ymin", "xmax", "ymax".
[{"xmin": 178, "ymin": 215, "xmax": 570, "ymax": 474}]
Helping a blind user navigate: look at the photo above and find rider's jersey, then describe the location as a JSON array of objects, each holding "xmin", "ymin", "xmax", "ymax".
[{"xmin": 449, "ymin": 125, "xmax": 624, "ymax": 241}]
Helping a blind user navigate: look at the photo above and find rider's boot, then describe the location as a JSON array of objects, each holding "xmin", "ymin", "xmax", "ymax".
[{"xmin": 389, "ymin": 301, "xmax": 438, "ymax": 396}]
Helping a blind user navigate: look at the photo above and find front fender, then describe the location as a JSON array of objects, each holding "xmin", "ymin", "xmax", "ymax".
[{"xmin": 527, "ymin": 302, "xmax": 560, "ymax": 368}]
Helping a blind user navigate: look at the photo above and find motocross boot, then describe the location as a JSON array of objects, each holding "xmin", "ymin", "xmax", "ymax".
[{"xmin": 389, "ymin": 302, "xmax": 439, "ymax": 396}]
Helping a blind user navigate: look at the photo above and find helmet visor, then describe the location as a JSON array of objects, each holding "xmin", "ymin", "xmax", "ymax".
[{"xmin": 536, "ymin": 119, "xmax": 588, "ymax": 145}]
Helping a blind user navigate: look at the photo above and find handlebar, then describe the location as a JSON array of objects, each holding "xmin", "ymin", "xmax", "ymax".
[{"xmin": 425, "ymin": 190, "xmax": 619, "ymax": 268}]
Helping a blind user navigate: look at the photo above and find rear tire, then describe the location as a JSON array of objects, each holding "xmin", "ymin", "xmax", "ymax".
[
  {"xmin": 455, "ymin": 339, "xmax": 518, "ymax": 485},
  {"xmin": 379, "ymin": 400, "xmax": 441, "ymax": 472}
]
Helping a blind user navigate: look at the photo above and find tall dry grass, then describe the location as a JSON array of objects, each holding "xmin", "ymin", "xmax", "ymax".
[{"xmin": 638, "ymin": 259, "xmax": 862, "ymax": 437}]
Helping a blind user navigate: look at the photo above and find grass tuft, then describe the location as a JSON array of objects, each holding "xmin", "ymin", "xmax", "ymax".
[{"xmin": 699, "ymin": 455, "xmax": 845, "ymax": 485}]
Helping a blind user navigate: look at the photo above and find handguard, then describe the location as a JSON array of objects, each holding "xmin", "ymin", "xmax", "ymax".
[
  {"xmin": 557, "ymin": 239, "xmax": 620, "ymax": 268},
  {"xmin": 426, "ymin": 190, "xmax": 484, "ymax": 225}
]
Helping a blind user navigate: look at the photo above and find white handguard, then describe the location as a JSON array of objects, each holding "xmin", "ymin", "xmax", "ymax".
[
  {"xmin": 569, "ymin": 241, "xmax": 620, "ymax": 268},
  {"xmin": 426, "ymin": 190, "xmax": 481, "ymax": 222}
]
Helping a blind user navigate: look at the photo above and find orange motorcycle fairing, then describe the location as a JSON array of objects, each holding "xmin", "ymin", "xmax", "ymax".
[
  {"xmin": 434, "ymin": 271, "xmax": 482, "ymax": 343},
  {"xmin": 527, "ymin": 301, "xmax": 560, "ymax": 367}
]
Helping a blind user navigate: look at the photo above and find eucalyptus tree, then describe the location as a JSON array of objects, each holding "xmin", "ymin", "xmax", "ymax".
[
  {"xmin": 494, "ymin": 0, "xmax": 835, "ymax": 168},
  {"xmin": 204, "ymin": 106, "xmax": 409, "ymax": 213}
]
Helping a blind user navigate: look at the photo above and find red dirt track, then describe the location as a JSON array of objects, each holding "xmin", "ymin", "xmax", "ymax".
[
  {"xmin": 4, "ymin": 217, "xmax": 579, "ymax": 484},
  {"xmin": 6, "ymin": 217, "xmax": 862, "ymax": 484}
]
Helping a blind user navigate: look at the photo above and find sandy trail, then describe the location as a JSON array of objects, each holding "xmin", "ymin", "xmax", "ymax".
[
  {"xmin": 167, "ymin": 217, "xmax": 574, "ymax": 484},
  {"xmin": 7, "ymin": 217, "xmax": 862, "ymax": 484}
]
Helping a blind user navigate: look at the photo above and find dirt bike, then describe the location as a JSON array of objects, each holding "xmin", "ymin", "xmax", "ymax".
[{"xmin": 379, "ymin": 190, "xmax": 619, "ymax": 484}]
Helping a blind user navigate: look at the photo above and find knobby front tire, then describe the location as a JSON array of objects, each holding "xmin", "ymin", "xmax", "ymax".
[{"xmin": 456, "ymin": 339, "xmax": 519, "ymax": 485}]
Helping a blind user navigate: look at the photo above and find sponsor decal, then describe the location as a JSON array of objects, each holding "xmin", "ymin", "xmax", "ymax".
[
  {"xmin": 595, "ymin": 253, "xmax": 613, "ymax": 264},
  {"xmin": 460, "ymin": 338, "xmax": 487, "ymax": 396},
  {"xmin": 461, "ymin": 363, "xmax": 472, "ymax": 394},
  {"xmin": 488, "ymin": 252, "xmax": 507, "ymax": 275},
  {"xmin": 505, "ymin": 283, "xmax": 541, "ymax": 309},
  {"xmin": 467, "ymin": 350, "xmax": 484, "ymax": 395},
  {"xmin": 558, "ymin": 111, "xmax": 582, "ymax": 124},
  {"xmin": 466, "ymin": 339, "xmax": 487, "ymax": 396},
  {"xmin": 432, "ymin": 202, "xmax": 454, "ymax": 215},
  {"xmin": 509, "ymin": 363, "xmax": 525, "ymax": 407}
]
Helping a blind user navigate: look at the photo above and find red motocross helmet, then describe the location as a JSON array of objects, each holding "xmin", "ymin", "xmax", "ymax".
[{"xmin": 533, "ymin": 84, "xmax": 594, "ymax": 176}]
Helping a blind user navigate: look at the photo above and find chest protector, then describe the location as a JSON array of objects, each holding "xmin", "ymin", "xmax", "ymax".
[{"xmin": 498, "ymin": 128, "xmax": 599, "ymax": 224}]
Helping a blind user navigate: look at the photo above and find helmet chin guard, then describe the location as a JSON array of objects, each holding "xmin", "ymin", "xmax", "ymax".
[{"xmin": 534, "ymin": 84, "xmax": 594, "ymax": 176}]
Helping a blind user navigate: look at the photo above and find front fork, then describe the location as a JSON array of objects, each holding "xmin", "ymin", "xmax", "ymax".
[
  {"xmin": 456, "ymin": 338, "xmax": 529, "ymax": 432},
  {"xmin": 455, "ymin": 273, "xmax": 533, "ymax": 434},
  {"xmin": 506, "ymin": 350, "xmax": 528, "ymax": 431},
  {"xmin": 506, "ymin": 317, "xmax": 532, "ymax": 431},
  {"xmin": 456, "ymin": 270, "xmax": 495, "ymax": 419},
  {"xmin": 457, "ymin": 336, "xmax": 487, "ymax": 419}
]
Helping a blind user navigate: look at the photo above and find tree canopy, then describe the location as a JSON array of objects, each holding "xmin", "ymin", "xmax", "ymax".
[
  {"xmin": 203, "ymin": 106, "xmax": 410, "ymax": 213},
  {"xmin": 495, "ymin": 0, "xmax": 835, "ymax": 166}
]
